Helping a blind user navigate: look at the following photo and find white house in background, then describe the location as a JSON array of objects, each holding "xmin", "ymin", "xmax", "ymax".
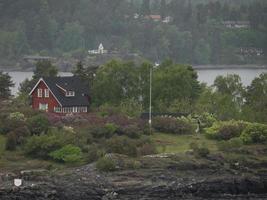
[
  {"xmin": 222, "ymin": 21, "xmax": 250, "ymax": 29},
  {"xmin": 88, "ymin": 43, "xmax": 108, "ymax": 55}
]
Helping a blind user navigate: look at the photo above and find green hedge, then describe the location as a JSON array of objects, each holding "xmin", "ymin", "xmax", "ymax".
[
  {"xmin": 241, "ymin": 123, "xmax": 267, "ymax": 144},
  {"xmin": 205, "ymin": 120, "xmax": 248, "ymax": 140}
]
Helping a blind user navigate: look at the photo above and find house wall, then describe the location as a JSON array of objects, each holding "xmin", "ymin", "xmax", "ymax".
[{"xmin": 31, "ymin": 81, "xmax": 60, "ymax": 112}]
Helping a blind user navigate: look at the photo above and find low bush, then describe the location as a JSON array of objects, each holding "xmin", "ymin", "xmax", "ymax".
[
  {"xmin": 153, "ymin": 117, "xmax": 194, "ymax": 135},
  {"xmin": 49, "ymin": 145, "xmax": 82, "ymax": 163},
  {"xmin": 24, "ymin": 134, "xmax": 63, "ymax": 158},
  {"xmin": 189, "ymin": 142, "xmax": 210, "ymax": 158},
  {"xmin": 106, "ymin": 136, "xmax": 138, "ymax": 157},
  {"xmin": 205, "ymin": 120, "xmax": 248, "ymax": 140},
  {"xmin": 5, "ymin": 132, "xmax": 17, "ymax": 151},
  {"xmin": 87, "ymin": 144, "xmax": 103, "ymax": 163},
  {"xmin": 217, "ymin": 138, "xmax": 244, "ymax": 153},
  {"xmin": 27, "ymin": 114, "xmax": 50, "ymax": 135},
  {"xmin": 96, "ymin": 157, "xmax": 116, "ymax": 172},
  {"xmin": 24, "ymin": 128, "xmax": 75, "ymax": 158},
  {"xmin": 138, "ymin": 143, "xmax": 157, "ymax": 155},
  {"xmin": 119, "ymin": 125, "xmax": 142, "ymax": 139},
  {"xmin": 241, "ymin": 123, "xmax": 267, "ymax": 144},
  {"xmin": 198, "ymin": 112, "xmax": 217, "ymax": 128}
]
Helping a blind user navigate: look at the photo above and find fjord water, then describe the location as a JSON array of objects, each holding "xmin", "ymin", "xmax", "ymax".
[
  {"xmin": 6, "ymin": 69, "xmax": 267, "ymax": 95},
  {"xmin": 7, "ymin": 71, "xmax": 72, "ymax": 95}
]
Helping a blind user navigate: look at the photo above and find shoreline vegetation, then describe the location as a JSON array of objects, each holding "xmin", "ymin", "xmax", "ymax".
[{"xmin": 1, "ymin": 64, "xmax": 267, "ymax": 72}]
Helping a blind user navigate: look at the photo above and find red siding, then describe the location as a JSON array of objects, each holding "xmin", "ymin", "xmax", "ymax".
[{"xmin": 31, "ymin": 81, "xmax": 60, "ymax": 112}]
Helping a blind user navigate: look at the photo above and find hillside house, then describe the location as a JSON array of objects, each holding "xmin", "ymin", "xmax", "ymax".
[
  {"xmin": 29, "ymin": 76, "xmax": 90, "ymax": 113},
  {"xmin": 222, "ymin": 21, "xmax": 250, "ymax": 29}
]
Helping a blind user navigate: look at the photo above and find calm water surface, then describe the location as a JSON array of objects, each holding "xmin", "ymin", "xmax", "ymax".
[{"xmin": 6, "ymin": 69, "xmax": 267, "ymax": 95}]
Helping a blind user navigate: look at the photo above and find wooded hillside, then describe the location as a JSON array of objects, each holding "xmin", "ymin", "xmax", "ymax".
[{"xmin": 0, "ymin": 0, "xmax": 267, "ymax": 67}]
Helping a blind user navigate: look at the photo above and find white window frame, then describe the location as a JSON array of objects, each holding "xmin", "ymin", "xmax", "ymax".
[
  {"xmin": 54, "ymin": 107, "xmax": 61, "ymax": 113},
  {"xmin": 66, "ymin": 91, "xmax": 75, "ymax": 97},
  {"xmin": 37, "ymin": 89, "xmax": 42, "ymax": 97},
  {"xmin": 39, "ymin": 103, "xmax": 48, "ymax": 111},
  {"xmin": 44, "ymin": 89, "xmax": 49, "ymax": 98}
]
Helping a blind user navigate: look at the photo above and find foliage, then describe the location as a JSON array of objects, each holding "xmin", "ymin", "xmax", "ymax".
[
  {"xmin": 49, "ymin": 145, "xmax": 82, "ymax": 163},
  {"xmin": 241, "ymin": 123, "xmax": 267, "ymax": 144},
  {"xmin": 119, "ymin": 125, "xmax": 142, "ymax": 139},
  {"xmin": 33, "ymin": 61, "xmax": 58, "ymax": 80},
  {"xmin": 244, "ymin": 73, "xmax": 267, "ymax": 123},
  {"xmin": 27, "ymin": 114, "xmax": 50, "ymax": 135},
  {"xmin": 8, "ymin": 112, "xmax": 25, "ymax": 121},
  {"xmin": 96, "ymin": 157, "xmax": 116, "ymax": 172},
  {"xmin": 86, "ymin": 144, "xmax": 103, "ymax": 163},
  {"xmin": 0, "ymin": 72, "xmax": 14, "ymax": 99},
  {"xmin": 198, "ymin": 112, "xmax": 217, "ymax": 128},
  {"xmin": 5, "ymin": 132, "xmax": 17, "ymax": 151},
  {"xmin": 24, "ymin": 128, "xmax": 75, "ymax": 158},
  {"xmin": 205, "ymin": 120, "xmax": 248, "ymax": 140},
  {"xmin": 153, "ymin": 64, "xmax": 201, "ymax": 111},
  {"xmin": 217, "ymin": 138, "xmax": 244, "ymax": 153},
  {"xmin": 105, "ymin": 136, "xmax": 138, "ymax": 157},
  {"xmin": 153, "ymin": 117, "xmax": 194, "ymax": 135},
  {"xmin": 138, "ymin": 143, "xmax": 157, "ymax": 155},
  {"xmin": 189, "ymin": 142, "xmax": 210, "ymax": 158},
  {"xmin": 1, "ymin": 1, "xmax": 267, "ymax": 66}
]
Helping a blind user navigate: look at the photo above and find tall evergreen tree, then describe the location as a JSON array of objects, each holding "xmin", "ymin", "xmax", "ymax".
[
  {"xmin": 0, "ymin": 71, "xmax": 14, "ymax": 99},
  {"xmin": 141, "ymin": 0, "xmax": 151, "ymax": 15}
]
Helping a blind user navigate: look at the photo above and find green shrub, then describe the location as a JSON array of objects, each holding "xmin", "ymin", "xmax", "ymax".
[
  {"xmin": 104, "ymin": 123, "xmax": 118, "ymax": 136},
  {"xmin": 106, "ymin": 136, "xmax": 138, "ymax": 157},
  {"xmin": 96, "ymin": 157, "xmax": 116, "ymax": 172},
  {"xmin": 205, "ymin": 120, "xmax": 248, "ymax": 140},
  {"xmin": 12, "ymin": 126, "xmax": 31, "ymax": 145},
  {"xmin": 87, "ymin": 144, "xmax": 103, "ymax": 163},
  {"xmin": 241, "ymin": 123, "xmax": 267, "ymax": 144},
  {"xmin": 24, "ymin": 134, "xmax": 62, "ymax": 158},
  {"xmin": 198, "ymin": 112, "xmax": 217, "ymax": 128},
  {"xmin": 5, "ymin": 132, "xmax": 17, "ymax": 151},
  {"xmin": 88, "ymin": 126, "xmax": 112, "ymax": 139},
  {"xmin": 190, "ymin": 142, "xmax": 210, "ymax": 158},
  {"xmin": 217, "ymin": 138, "xmax": 244, "ymax": 153},
  {"xmin": 49, "ymin": 145, "xmax": 82, "ymax": 163},
  {"xmin": 120, "ymin": 125, "xmax": 141, "ymax": 139},
  {"xmin": 8, "ymin": 112, "xmax": 26, "ymax": 121},
  {"xmin": 0, "ymin": 117, "xmax": 27, "ymax": 135},
  {"xmin": 27, "ymin": 114, "xmax": 50, "ymax": 135},
  {"xmin": 138, "ymin": 143, "xmax": 157, "ymax": 155},
  {"xmin": 153, "ymin": 117, "xmax": 194, "ymax": 135}
]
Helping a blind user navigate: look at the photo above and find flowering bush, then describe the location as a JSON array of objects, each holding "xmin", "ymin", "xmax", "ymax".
[{"xmin": 153, "ymin": 117, "xmax": 194, "ymax": 135}]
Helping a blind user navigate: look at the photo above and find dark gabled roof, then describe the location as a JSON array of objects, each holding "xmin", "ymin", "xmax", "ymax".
[{"xmin": 43, "ymin": 76, "xmax": 90, "ymax": 107}]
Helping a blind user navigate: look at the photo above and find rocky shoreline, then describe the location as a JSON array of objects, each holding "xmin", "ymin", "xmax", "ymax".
[{"xmin": 1, "ymin": 161, "xmax": 267, "ymax": 200}]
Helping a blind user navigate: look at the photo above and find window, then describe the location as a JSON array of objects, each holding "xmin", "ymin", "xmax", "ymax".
[
  {"xmin": 39, "ymin": 103, "xmax": 48, "ymax": 111},
  {"xmin": 44, "ymin": 89, "xmax": 49, "ymax": 98},
  {"xmin": 54, "ymin": 107, "xmax": 61, "ymax": 113},
  {"xmin": 66, "ymin": 91, "xmax": 75, "ymax": 97},
  {"xmin": 37, "ymin": 89, "xmax": 42, "ymax": 97}
]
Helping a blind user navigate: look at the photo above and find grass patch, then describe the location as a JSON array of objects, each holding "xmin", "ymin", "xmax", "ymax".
[
  {"xmin": 151, "ymin": 133, "xmax": 218, "ymax": 154},
  {"xmin": 0, "ymin": 135, "xmax": 6, "ymax": 157}
]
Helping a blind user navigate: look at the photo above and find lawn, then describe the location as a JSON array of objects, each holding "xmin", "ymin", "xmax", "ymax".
[{"xmin": 151, "ymin": 133, "xmax": 218, "ymax": 154}]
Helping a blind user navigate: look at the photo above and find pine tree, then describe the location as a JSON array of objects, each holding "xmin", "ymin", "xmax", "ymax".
[
  {"xmin": 141, "ymin": 0, "xmax": 150, "ymax": 15},
  {"xmin": 0, "ymin": 71, "xmax": 14, "ymax": 99}
]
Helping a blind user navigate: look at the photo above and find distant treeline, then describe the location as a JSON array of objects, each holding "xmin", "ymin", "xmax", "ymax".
[{"xmin": 0, "ymin": 0, "xmax": 267, "ymax": 67}]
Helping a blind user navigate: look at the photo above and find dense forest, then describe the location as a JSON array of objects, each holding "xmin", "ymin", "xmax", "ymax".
[{"xmin": 0, "ymin": 0, "xmax": 267, "ymax": 67}]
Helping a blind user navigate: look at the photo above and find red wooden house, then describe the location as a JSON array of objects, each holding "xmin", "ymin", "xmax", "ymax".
[{"xmin": 29, "ymin": 76, "xmax": 90, "ymax": 113}]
